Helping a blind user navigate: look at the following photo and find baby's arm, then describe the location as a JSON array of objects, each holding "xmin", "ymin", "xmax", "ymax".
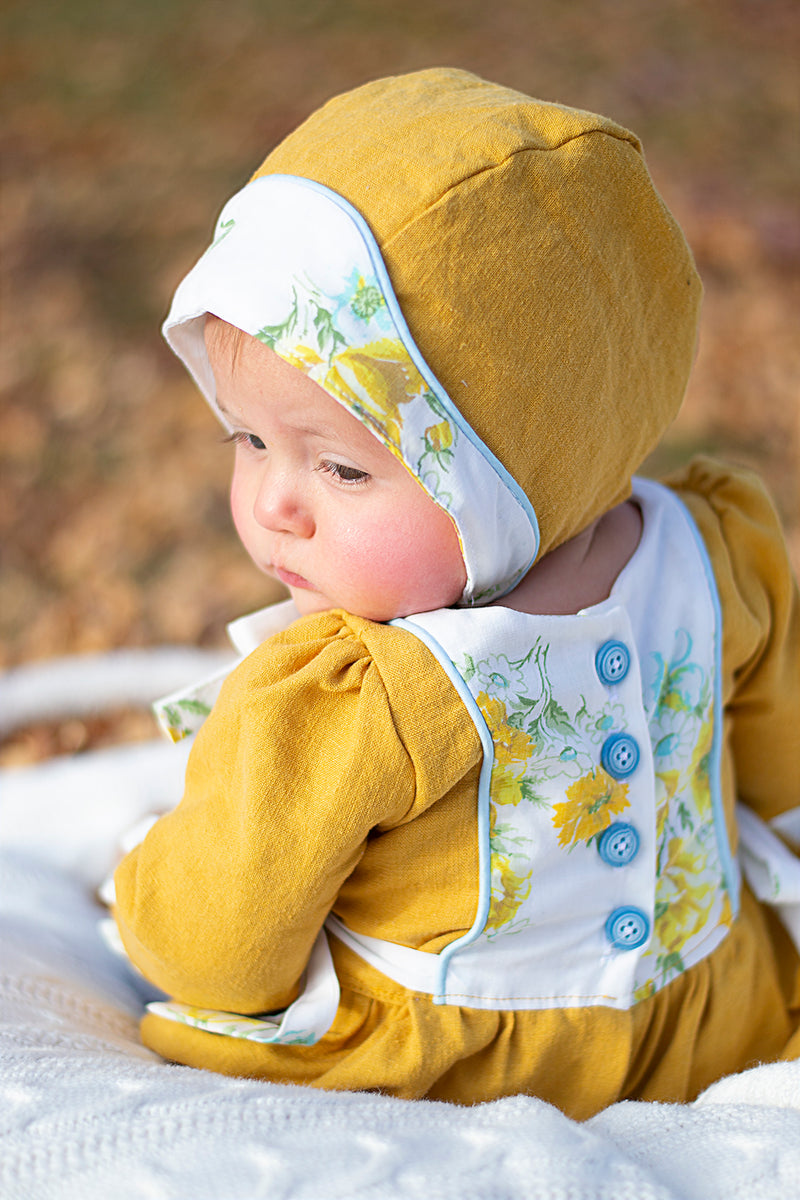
[{"xmin": 113, "ymin": 615, "xmax": 421, "ymax": 1015}]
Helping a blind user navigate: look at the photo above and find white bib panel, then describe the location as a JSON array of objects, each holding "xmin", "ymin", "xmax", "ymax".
[{"xmin": 330, "ymin": 479, "xmax": 740, "ymax": 1010}]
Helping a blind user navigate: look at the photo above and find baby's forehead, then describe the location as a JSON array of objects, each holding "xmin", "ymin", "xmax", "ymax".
[
  {"xmin": 206, "ymin": 331, "xmax": 414, "ymax": 471},
  {"xmin": 204, "ymin": 313, "xmax": 246, "ymax": 361}
]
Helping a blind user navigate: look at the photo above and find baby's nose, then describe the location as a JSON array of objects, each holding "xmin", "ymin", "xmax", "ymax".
[{"xmin": 253, "ymin": 473, "xmax": 314, "ymax": 538}]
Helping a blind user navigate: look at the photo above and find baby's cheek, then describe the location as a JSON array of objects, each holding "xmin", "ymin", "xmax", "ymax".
[
  {"xmin": 406, "ymin": 508, "xmax": 466, "ymax": 600},
  {"xmin": 368, "ymin": 519, "xmax": 459, "ymax": 607},
  {"xmin": 229, "ymin": 472, "xmax": 248, "ymax": 536},
  {"xmin": 335, "ymin": 523, "xmax": 391, "ymax": 579},
  {"xmin": 230, "ymin": 502, "xmax": 253, "ymax": 561},
  {"xmin": 229, "ymin": 475, "xmax": 263, "ymax": 568}
]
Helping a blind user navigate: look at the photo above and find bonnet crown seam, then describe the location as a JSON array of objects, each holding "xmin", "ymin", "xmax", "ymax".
[{"xmin": 382, "ymin": 127, "xmax": 641, "ymax": 250}]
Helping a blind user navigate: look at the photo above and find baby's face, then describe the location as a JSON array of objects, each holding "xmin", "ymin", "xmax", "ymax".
[{"xmin": 205, "ymin": 324, "xmax": 466, "ymax": 622}]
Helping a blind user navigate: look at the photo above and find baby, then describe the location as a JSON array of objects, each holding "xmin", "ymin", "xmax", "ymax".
[{"xmin": 113, "ymin": 68, "xmax": 800, "ymax": 1118}]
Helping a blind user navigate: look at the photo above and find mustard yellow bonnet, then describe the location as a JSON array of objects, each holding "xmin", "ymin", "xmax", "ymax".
[
  {"xmin": 254, "ymin": 67, "xmax": 702, "ymax": 561},
  {"xmin": 164, "ymin": 69, "xmax": 702, "ymax": 601}
]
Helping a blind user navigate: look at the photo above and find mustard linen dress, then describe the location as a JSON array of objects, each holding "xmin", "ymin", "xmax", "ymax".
[{"xmin": 114, "ymin": 461, "xmax": 800, "ymax": 1118}]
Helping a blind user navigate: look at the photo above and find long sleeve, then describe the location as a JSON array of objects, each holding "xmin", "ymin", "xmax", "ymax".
[
  {"xmin": 667, "ymin": 456, "xmax": 800, "ymax": 824},
  {"xmin": 113, "ymin": 611, "xmax": 480, "ymax": 1014}
]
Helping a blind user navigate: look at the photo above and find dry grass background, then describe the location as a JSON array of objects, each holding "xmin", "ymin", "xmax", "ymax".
[{"xmin": 1, "ymin": 0, "xmax": 798, "ymax": 759}]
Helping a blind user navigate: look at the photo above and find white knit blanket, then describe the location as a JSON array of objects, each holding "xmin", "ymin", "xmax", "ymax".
[{"xmin": 1, "ymin": 651, "xmax": 799, "ymax": 1200}]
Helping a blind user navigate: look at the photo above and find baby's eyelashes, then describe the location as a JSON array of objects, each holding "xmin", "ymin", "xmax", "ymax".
[
  {"xmin": 317, "ymin": 460, "xmax": 370, "ymax": 486},
  {"xmin": 222, "ymin": 430, "xmax": 267, "ymax": 451},
  {"xmin": 221, "ymin": 431, "xmax": 369, "ymax": 485}
]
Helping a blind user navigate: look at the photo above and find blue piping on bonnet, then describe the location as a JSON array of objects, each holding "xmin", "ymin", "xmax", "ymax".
[{"xmin": 270, "ymin": 174, "xmax": 541, "ymax": 597}]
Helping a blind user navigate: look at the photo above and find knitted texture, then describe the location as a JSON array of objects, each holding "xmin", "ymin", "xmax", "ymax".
[{"xmin": 2, "ymin": 846, "xmax": 800, "ymax": 1200}]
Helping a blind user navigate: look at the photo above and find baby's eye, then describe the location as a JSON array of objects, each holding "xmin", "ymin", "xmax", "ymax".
[
  {"xmin": 318, "ymin": 460, "xmax": 370, "ymax": 486},
  {"xmin": 224, "ymin": 431, "xmax": 266, "ymax": 451}
]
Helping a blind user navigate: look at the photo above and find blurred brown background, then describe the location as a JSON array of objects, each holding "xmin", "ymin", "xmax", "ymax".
[{"xmin": 2, "ymin": 0, "xmax": 798, "ymax": 756}]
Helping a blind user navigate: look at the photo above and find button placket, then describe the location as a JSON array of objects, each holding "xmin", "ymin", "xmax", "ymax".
[
  {"xmin": 605, "ymin": 906, "xmax": 650, "ymax": 950},
  {"xmin": 592, "ymin": 630, "xmax": 650, "ymax": 958},
  {"xmin": 600, "ymin": 731, "xmax": 640, "ymax": 779},
  {"xmin": 595, "ymin": 640, "xmax": 631, "ymax": 686},
  {"xmin": 597, "ymin": 822, "xmax": 640, "ymax": 867}
]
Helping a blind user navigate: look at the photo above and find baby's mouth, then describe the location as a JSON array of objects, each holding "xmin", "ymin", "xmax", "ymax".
[{"xmin": 273, "ymin": 564, "xmax": 314, "ymax": 591}]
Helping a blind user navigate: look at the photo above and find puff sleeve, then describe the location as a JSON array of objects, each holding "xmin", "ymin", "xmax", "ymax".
[
  {"xmin": 113, "ymin": 610, "xmax": 480, "ymax": 1014},
  {"xmin": 667, "ymin": 457, "xmax": 800, "ymax": 823}
]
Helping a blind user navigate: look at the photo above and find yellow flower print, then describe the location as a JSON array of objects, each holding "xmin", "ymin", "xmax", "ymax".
[
  {"xmin": 718, "ymin": 889, "xmax": 733, "ymax": 930},
  {"xmin": 655, "ymin": 881, "xmax": 713, "ymax": 954},
  {"xmin": 279, "ymin": 343, "xmax": 324, "ymax": 373},
  {"xmin": 655, "ymin": 836, "xmax": 713, "ymax": 953},
  {"xmin": 424, "ymin": 420, "xmax": 453, "ymax": 454},
  {"xmin": 662, "ymin": 835, "xmax": 708, "ymax": 889},
  {"xmin": 492, "ymin": 760, "xmax": 528, "ymax": 807},
  {"xmin": 688, "ymin": 713, "xmax": 714, "ymax": 819},
  {"xmin": 486, "ymin": 854, "xmax": 532, "ymax": 933},
  {"xmin": 495, "ymin": 727, "xmax": 535, "ymax": 769},
  {"xmin": 656, "ymin": 769, "xmax": 680, "ymax": 806},
  {"xmin": 477, "ymin": 692, "xmax": 507, "ymax": 731},
  {"xmin": 476, "ymin": 690, "xmax": 535, "ymax": 806},
  {"xmin": 654, "ymin": 770, "xmax": 678, "ymax": 840},
  {"xmin": 476, "ymin": 692, "xmax": 535, "ymax": 767},
  {"xmin": 324, "ymin": 338, "xmax": 424, "ymax": 448},
  {"xmin": 551, "ymin": 767, "xmax": 630, "ymax": 849},
  {"xmin": 634, "ymin": 979, "xmax": 657, "ymax": 1003}
]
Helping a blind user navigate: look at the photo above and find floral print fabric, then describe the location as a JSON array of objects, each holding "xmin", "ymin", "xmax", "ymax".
[
  {"xmin": 162, "ymin": 173, "xmax": 538, "ymax": 603},
  {"xmin": 396, "ymin": 478, "xmax": 739, "ymax": 1010},
  {"xmin": 146, "ymin": 1002, "xmax": 317, "ymax": 1044},
  {"xmin": 255, "ymin": 269, "xmax": 463, "ymax": 533},
  {"xmin": 460, "ymin": 626, "xmax": 733, "ymax": 996}
]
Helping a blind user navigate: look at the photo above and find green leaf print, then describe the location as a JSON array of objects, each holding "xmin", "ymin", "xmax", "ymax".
[
  {"xmin": 311, "ymin": 302, "xmax": 347, "ymax": 356},
  {"xmin": 518, "ymin": 778, "xmax": 550, "ymax": 807},
  {"xmin": 162, "ymin": 704, "xmax": 183, "ymax": 730},
  {"xmin": 678, "ymin": 800, "xmax": 694, "ymax": 831},
  {"xmin": 542, "ymin": 697, "xmax": 576, "ymax": 739},
  {"xmin": 256, "ymin": 289, "xmax": 300, "ymax": 349},
  {"xmin": 160, "ymin": 697, "xmax": 212, "ymax": 739},
  {"xmin": 461, "ymin": 654, "xmax": 476, "ymax": 682},
  {"xmin": 656, "ymin": 950, "xmax": 685, "ymax": 982},
  {"xmin": 652, "ymin": 639, "xmax": 708, "ymax": 719},
  {"xmin": 425, "ymin": 391, "xmax": 451, "ymax": 423},
  {"xmin": 177, "ymin": 698, "xmax": 212, "ymax": 716},
  {"xmin": 507, "ymin": 711, "xmax": 528, "ymax": 732},
  {"xmin": 490, "ymin": 818, "xmax": 532, "ymax": 854},
  {"xmin": 206, "ymin": 217, "xmax": 235, "ymax": 256}
]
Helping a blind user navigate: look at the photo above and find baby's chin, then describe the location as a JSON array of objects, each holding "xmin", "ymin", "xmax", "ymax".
[
  {"xmin": 287, "ymin": 582, "xmax": 457, "ymax": 624},
  {"xmin": 288, "ymin": 587, "xmax": 336, "ymax": 616},
  {"xmin": 288, "ymin": 586, "xmax": 403, "ymax": 624}
]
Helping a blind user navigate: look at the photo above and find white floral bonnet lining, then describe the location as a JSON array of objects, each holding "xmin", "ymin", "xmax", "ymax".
[{"xmin": 162, "ymin": 174, "xmax": 539, "ymax": 606}]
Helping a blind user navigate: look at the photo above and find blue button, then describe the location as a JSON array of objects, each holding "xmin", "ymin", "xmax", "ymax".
[
  {"xmin": 605, "ymin": 907, "xmax": 650, "ymax": 949},
  {"xmin": 598, "ymin": 822, "xmax": 640, "ymax": 866},
  {"xmin": 595, "ymin": 640, "xmax": 631, "ymax": 685},
  {"xmin": 601, "ymin": 732, "xmax": 640, "ymax": 779}
]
